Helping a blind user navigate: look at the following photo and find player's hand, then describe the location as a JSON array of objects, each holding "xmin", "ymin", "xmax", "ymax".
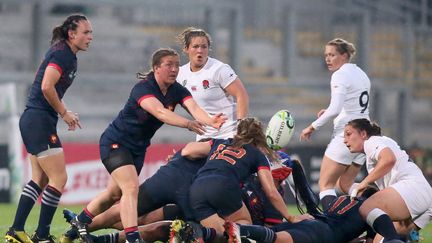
[
  {"xmin": 350, "ymin": 181, "xmax": 368, "ymax": 199},
  {"xmin": 62, "ymin": 111, "xmax": 82, "ymax": 131},
  {"xmin": 210, "ymin": 113, "xmax": 227, "ymax": 130},
  {"xmin": 187, "ymin": 120, "xmax": 206, "ymax": 135},
  {"xmin": 317, "ymin": 109, "xmax": 326, "ymax": 118},
  {"xmin": 300, "ymin": 125, "xmax": 315, "ymax": 141}
]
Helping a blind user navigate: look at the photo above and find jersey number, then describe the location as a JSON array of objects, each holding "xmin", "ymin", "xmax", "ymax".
[
  {"xmin": 359, "ymin": 91, "xmax": 369, "ymax": 113},
  {"xmin": 210, "ymin": 144, "xmax": 246, "ymax": 165},
  {"xmin": 327, "ymin": 197, "xmax": 359, "ymax": 215}
]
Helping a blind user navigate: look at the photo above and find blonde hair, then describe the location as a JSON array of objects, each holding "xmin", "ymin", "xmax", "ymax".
[{"xmin": 326, "ymin": 38, "xmax": 356, "ymax": 61}]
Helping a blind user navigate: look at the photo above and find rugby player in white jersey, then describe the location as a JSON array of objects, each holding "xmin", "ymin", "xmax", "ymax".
[
  {"xmin": 344, "ymin": 118, "xmax": 432, "ymax": 242},
  {"xmin": 300, "ymin": 38, "xmax": 372, "ymax": 210},
  {"xmin": 177, "ymin": 27, "xmax": 249, "ymax": 141}
]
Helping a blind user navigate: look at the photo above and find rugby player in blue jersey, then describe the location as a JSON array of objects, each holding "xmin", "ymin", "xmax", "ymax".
[
  {"xmin": 183, "ymin": 118, "xmax": 312, "ymax": 239},
  {"xmin": 226, "ymin": 186, "xmax": 384, "ymax": 243},
  {"xmin": 5, "ymin": 14, "xmax": 93, "ymax": 243},
  {"xmin": 67, "ymin": 48, "xmax": 225, "ymax": 243}
]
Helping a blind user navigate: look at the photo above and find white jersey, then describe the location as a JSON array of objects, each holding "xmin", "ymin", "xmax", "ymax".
[
  {"xmin": 312, "ymin": 63, "xmax": 371, "ymax": 135},
  {"xmin": 364, "ymin": 136, "xmax": 432, "ymax": 223},
  {"xmin": 364, "ymin": 136, "xmax": 428, "ymax": 190},
  {"xmin": 177, "ymin": 57, "xmax": 238, "ymax": 140}
]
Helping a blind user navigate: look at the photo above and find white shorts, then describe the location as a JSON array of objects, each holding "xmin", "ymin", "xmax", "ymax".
[
  {"xmin": 324, "ymin": 134, "xmax": 365, "ymax": 165},
  {"xmin": 391, "ymin": 177, "xmax": 432, "ymax": 228}
]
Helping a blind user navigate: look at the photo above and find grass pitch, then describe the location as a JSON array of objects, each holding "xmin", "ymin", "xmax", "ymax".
[{"xmin": 1, "ymin": 203, "xmax": 431, "ymax": 242}]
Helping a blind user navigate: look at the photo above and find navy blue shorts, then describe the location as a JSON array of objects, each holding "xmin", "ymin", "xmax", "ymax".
[
  {"xmin": 19, "ymin": 108, "xmax": 61, "ymax": 155},
  {"xmin": 99, "ymin": 132, "xmax": 145, "ymax": 174},
  {"xmin": 190, "ymin": 175, "xmax": 242, "ymax": 221},
  {"xmin": 272, "ymin": 220, "xmax": 333, "ymax": 243},
  {"xmin": 137, "ymin": 168, "xmax": 195, "ymax": 220}
]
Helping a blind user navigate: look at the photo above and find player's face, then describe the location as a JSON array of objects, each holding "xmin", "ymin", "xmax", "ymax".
[
  {"xmin": 184, "ymin": 36, "xmax": 209, "ymax": 71},
  {"xmin": 324, "ymin": 45, "xmax": 348, "ymax": 72},
  {"xmin": 155, "ymin": 55, "xmax": 180, "ymax": 85},
  {"xmin": 343, "ymin": 125, "xmax": 366, "ymax": 153},
  {"xmin": 69, "ymin": 20, "xmax": 93, "ymax": 53}
]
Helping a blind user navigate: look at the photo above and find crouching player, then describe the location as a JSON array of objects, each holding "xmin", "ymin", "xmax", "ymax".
[{"xmin": 225, "ymin": 186, "xmax": 402, "ymax": 243}]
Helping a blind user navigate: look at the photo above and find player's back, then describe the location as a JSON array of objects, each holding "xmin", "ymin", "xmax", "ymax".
[
  {"xmin": 323, "ymin": 195, "xmax": 373, "ymax": 242},
  {"xmin": 196, "ymin": 139, "xmax": 270, "ymax": 182}
]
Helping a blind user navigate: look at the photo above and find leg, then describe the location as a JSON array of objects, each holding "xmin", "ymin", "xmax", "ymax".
[
  {"xmin": 360, "ymin": 188, "xmax": 411, "ymax": 240},
  {"xmin": 111, "ymin": 165, "xmax": 141, "ymax": 242},
  {"xmin": 224, "ymin": 202, "xmax": 252, "ymax": 225},
  {"xmin": 201, "ymin": 214, "xmax": 226, "ymax": 234},
  {"xmin": 5, "ymin": 156, "xmax": 47, "ymax": 243},
  {"xmin": 33, "ymin": 150, "xmax": 67, "ymax": 240},
  {"xmin": 318, "ymin": 155, "xmax": 347, "ymax": 210},
  {"xmin": 337, "ymin": 163, "xmax": 362, "ymax": 194}
]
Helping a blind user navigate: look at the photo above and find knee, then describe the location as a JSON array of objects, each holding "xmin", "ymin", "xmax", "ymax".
[
  {"xmin": 120, "ymin": 182, "xmax": 139, "ymax": 196},
  {"xmin": 50, "ymin": 172, "xmax": 68, "ymax": 191}
]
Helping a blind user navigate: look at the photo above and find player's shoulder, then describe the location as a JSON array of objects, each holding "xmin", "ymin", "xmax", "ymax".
[
  {"xmin": 206, "ymin": 57, "xmax": 231, "ymax": 71},
  {"xmin": 49, "ymin": 41, "xmax": 75, "ymax": 59}
]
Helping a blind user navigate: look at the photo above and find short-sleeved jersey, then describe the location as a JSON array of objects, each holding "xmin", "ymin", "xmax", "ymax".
[
  {"xmin": 196, "ymin": 139, "xmax": 271, "ymax": 182},
  {"xmin": 103, "ymin": 75, "xmax": 192, "ymax": 151},
  {"xmin": 312, "ymin": 63, "xmax": 371, "ymax": 135},
  {"xmin": 364, "ymin": 136, "xmax": 426, "ymax": 189},
  {"xmin": 323, "ymin": 195, "xmax": 375, "ymax": 242},
  {"xmin": 26, "ymin": 41, "xmax": 77, "ymax": 113},
  {"xmin": 177, "ymin": 57, "xmax": 238, "ymax": 140}
]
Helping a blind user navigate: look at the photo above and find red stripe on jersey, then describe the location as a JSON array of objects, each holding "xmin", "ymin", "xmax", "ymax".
[
  {"xmin": 258, "ymin": 166, "xmax": 270, "ymax": 171},
  {"xmin": 182, "ymin": 95, "xmax": 193, "ymax": 103},
  {"xmin": 47, "ymin": 63, "xmax": 63, "ymax": 75},
  {"xmin": 137, "ymin": 94, "xmax": 156, "ymax": 106},
  {"xmin": 264, "ymin": 218, "xmax": 283, "ymax": 224}
]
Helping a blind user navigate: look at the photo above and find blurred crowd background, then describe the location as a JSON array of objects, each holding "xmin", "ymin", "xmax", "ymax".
[{"xmin": 0, "ymin": 0, "xmax": 431, "ymax": 193}]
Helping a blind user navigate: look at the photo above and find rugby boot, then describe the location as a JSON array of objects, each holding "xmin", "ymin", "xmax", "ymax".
[
  {"xmin": 70, "ymin": 216, "xmax": 93, "ymax": 243},
  {"xmin": 223, "ymin": 221, "xmax": 241, "ymax": 243},
  {"xmin": 30, "ymin": 233, "xmax": 55, "ymax": 243},
  {"xmin": 63, "ymin": 208, "xmax": 77, "ymax": 223},
  {"xmin": 4, "ymin": 228, "xmax": 33, "ymax": 243},
  {"xmin": 125, "ymin": 239, "xmax": 146, "ymax": 243},
  {"xmin": 170, "ymin": 219, "xmax": 202, "ymax": 243}
]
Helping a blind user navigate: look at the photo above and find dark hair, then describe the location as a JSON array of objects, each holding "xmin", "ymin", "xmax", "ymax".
[
  {"xmin": 347, "ymin": 118, "xmax": 382, "ymax": 137},
  {"xmin": 326, "ymin": 38, "xmax": 356, "ymax": 61},
  {"xmin": 233, "ymin": 117, "xmax": 277, "ymax": 162},
  {"xmin": 51, "ymin": 14, "xmax": 88, "ymax": 45},
  {"xmin": 136, "ymin": 48, "xmax": 179, "ymax": 80},
  {"xmin": 177, "ymin": 27, "xmax": 212, "ymax": 49}
]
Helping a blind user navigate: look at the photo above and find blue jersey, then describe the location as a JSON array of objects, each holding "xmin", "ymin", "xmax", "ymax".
[
  {"xmin": 196, "ymin": 139, "xmax": 271, "ymax": 182},
  {"xmin": 26, "ymin": 41, "xmax": 77, "ymax": 112},
  {"xmin": 103, "ymin": 73, "xmax": 192, "ymax": 151},
  {"xmin": 272, "ymin": 195, "xmax": 375, "ymax": 243},
  {"xmin": 160, "ymin": 151, "xmax": 205, "ymax": 175},
  {"xmin": 138, "ymin": 151, "xmax": 206, "ymax": 219},
  {"xmin": 321, "ymin": 195, "xmax": 375, "ymax": 242}
]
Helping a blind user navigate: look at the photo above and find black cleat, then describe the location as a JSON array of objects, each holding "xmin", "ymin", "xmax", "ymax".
[
  {"xmin": 70, "ymin": 216, "xmax": 93, "ymax": 243},
  {"xmin": 30, "ymin": 233, "xmax": 55, "ymax": 243}
]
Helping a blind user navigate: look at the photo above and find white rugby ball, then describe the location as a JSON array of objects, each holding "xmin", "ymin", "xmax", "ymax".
[{"xmin": 265, "ymin": 110, "xmax": 295, "ymax": 150}]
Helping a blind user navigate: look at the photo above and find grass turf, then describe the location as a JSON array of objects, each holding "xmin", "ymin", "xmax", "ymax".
[{"xmin": 1, "ymin": 203, "xmax": 431, "ymax": 242}]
